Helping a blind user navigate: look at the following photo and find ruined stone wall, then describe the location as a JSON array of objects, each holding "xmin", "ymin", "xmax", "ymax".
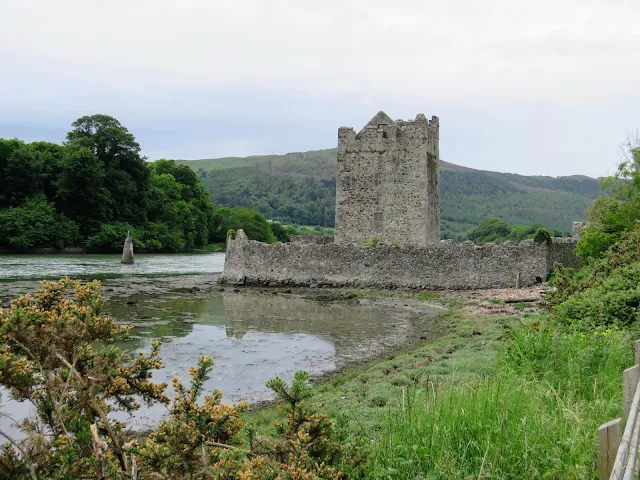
[
  {"xmin": 334, "ymin": 112, "xmax": 440, "ymax": 247},
  {"xmin": 548, "ymin": 237, "xmax": 581, "ymax": 271},
  {"xmin": 221, "ymin": 231, "xmax": 578, "ymax": 289}
]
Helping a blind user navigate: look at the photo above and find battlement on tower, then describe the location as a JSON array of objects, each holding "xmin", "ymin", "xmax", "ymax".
[{"xmin": 334, "ymin": 111, "xmax": 440, "ymax": 247}]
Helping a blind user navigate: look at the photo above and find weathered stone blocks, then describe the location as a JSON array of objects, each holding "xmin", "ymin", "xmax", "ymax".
[
  {"xmin": 221, "ymin": 231, "xmax": 579, "ymax": 289},
  {"xmin": 334, "ymin": 111, "xmax": 440, "ymax": 247}
]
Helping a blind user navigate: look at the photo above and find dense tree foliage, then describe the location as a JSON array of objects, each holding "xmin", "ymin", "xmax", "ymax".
[
  {"xmin": 465, "ymin": 217, "xmax": 567, "ymax": 244},
  {"xmin": 181, "ymin": 149, "xmax": 601, "ymax": 239},
  {"xmin": 547, "ymin": 140, "xmax": 640, "ymax": 328},
  {"xmin": 0, "ymin": 116, "xmax": 276, "ymax": 251}
]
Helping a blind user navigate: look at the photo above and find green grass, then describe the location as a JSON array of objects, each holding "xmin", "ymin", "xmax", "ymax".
[
  {"xmin": 249, "ymin": 305, "xmax": 521, "ymax": 436},
  {"xmin": 369, "ymin": 326, "xmax": 631, "ymax": 478}
]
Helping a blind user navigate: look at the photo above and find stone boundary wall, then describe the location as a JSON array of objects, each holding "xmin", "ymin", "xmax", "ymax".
[
  {"xmin": 548, "ymin": 237, "xmax": 581, "ymax": 271},
  {"xmin": 221, "ymin": 231, "xmax": 580, "ymax": 290}
]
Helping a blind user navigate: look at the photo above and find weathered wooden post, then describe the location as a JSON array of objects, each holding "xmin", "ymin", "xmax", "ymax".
[
  {"xmin": 599, "ymin": 418, "xmax": 622, "ymax": 479},
  {"xmin": 121, "ymin": 231, "xmax": 134, "ymax": 264},
  {"xmin": 598, "ymin": 340, "xmax": 640, "ymax": 479}
]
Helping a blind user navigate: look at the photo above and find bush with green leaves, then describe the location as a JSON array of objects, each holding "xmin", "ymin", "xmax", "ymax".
[
  {"xmin": 85, "ymin": 222, "xmax": 137, "ymax": 250},
  {"xmin": 553, "ymin": 262, "xmax": 640, "ymax": 328},
  {"xmin": 532, "ymin": 227, "xmax": 552, "ymax": 245},
  {"xmin": 0, "ymin": 195, "xmax": 80, "ymax": 249}
]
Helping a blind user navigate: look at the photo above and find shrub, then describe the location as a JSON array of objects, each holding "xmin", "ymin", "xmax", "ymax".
[
  {"xmin": 0, "ymin": 278, "xmax": 168, "ymax": 478},
  {"xmin": 85, "ymin": 222, "xmax": 137, "ymax": 250},
  {"xmin": 576, "ymin": 230, "xmax": 618, "ymax": 263},
  {"xmin": 533, "ymin": 227, "xmax": 552, "ymax": 245},
  {"xmin": 0, "ymin": 195, "xmax": 80, "ymax": 249},
  {"xmin": 553, "ymin": 262, "xmax": 640, "ymax": 328}
]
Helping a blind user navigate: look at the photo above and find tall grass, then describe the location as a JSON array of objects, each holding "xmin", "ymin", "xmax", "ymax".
[{"xmin": 370, "ymin": 326, "xmax": 632, "ymax": 479}]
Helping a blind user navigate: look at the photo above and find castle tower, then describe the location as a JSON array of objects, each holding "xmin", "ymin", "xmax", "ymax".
[{"xmin": 334, "ymin": 111, "xmax": 440, "ymax": 247}]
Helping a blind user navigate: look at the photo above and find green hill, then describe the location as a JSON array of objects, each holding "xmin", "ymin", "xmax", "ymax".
[{"xmin": 176, "ymin": 149, "xmax": 602, "ymax": 239}]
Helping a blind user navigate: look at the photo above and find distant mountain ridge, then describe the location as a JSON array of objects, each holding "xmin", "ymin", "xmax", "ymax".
[{"xmin": 176, "ymin": 148, "xmax": 602, "ymax": 239}]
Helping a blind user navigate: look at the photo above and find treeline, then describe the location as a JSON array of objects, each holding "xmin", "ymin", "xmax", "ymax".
[
  {"xmin": 547, "ymin": 139, "xmax": 640, "ymax": 326},
  {"xmin": 200, "ymin": 168, "xmax": 336, "ymax": 227},
  {"xmin": 464, "ymin": 217, "xmax": 570, "ymax": 245},
  {"xmin": 0, "ymin": 115, "xmax": 278, "ymax": 251}
]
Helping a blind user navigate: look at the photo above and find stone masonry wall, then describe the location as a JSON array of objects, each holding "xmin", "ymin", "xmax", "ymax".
[
  {"xmin": 334, "ymin": 112, "xmax": 440, "ymax": 247},
  {"xmin": 220, "ymin": 231, "xmax": 578, "ymax": 289},
  {"xmin": 548, "ymin": 237, "xmax": 581, "ymax": 271}
]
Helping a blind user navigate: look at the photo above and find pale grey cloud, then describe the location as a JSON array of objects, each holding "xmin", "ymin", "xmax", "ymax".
[{"xmin": 1, "ymin": 0, "xmax": 639, "ymax": 177}]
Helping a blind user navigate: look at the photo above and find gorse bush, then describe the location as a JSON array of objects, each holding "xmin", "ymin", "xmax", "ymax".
[
  {"xmin": 0, "ymin": 278, "xmax": 366, "ymax": 479},
  {"xmin": 0, "ymin": 277, "xmax": 168, "ymax": 478}
]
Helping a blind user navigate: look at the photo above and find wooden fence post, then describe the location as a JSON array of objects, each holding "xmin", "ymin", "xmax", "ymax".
[
  {"xmin": 635, "ymin": 340, "xmax": 640, "ymax": 366},
  {"xmin": 623, "ymin": 365, "xmax": 640, "ymax": 423},
  {"xmin": 599, "ymin": 418, "xmax": 622, "ymax": 480}
]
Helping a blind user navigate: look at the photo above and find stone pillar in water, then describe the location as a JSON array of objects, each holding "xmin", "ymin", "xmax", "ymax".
[{"xmin": 121, "ymin": 233, "xmax": 134, "ymax": 264}]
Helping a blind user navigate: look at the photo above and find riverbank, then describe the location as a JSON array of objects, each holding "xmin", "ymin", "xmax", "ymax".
[
  {"xmin": 245, "ymin": 286, "xmax": 631, "ymax": 478},
  {"xmin": 248, "ymin": 286, "xmax": 543, "ymax": 425}
]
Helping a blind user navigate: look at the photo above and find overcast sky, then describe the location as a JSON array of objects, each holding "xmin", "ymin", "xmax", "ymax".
[{"xmin": 1, "ymin": 0, "xmax": 639, "ymax": 177}]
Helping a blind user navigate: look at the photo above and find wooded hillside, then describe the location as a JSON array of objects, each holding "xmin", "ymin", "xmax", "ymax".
[{"xmin": 178, "ymin": 149, "xmax": 601, "ymax": 239}]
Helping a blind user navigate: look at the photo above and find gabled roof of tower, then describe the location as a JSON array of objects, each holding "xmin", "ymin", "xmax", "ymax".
[{"xmin": 358, "ymin": 111, "xmax": 397, "ymax": 134}]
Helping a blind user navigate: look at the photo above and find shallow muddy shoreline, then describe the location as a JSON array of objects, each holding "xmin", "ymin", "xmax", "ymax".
[{"xmin": 1, "ymin": 274, "xmax": 446, "ymax": 419}]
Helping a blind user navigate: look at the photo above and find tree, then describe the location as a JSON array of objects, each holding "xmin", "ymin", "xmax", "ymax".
[
  {"xmin": 577, "ymin": 133, "xmax": 640, "ymax": 262},
  {"xmin": 465, "ymin": 218, "xmax": 511, "ymax": 244},
  {"xmin": 211, "ymin": 207, "xmax": 276, "ymax": 244},
  {"xmin": 66, "ymin": 114, "xmax": 150, "ymax": 225},
  {"xmin": 2, "ymin": 146, "xmax": 43, "ymax": 206},
  {"xmin": 30, "ymin": 141, "xmax": 66, "ymax": 202},
  {"xmin": 0, "ymin": 138, "xmax": 25, "ymax": 208},
  {"xmin": 55, "ymin": 146, "xmax": 112, "ymax": 235},
  {"xmin": 0, "ymin": 195, "xmax": 80, "ymax": 248}
]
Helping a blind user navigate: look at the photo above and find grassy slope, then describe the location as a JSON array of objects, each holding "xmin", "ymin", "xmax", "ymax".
[{"xmin": 176, "ymin": 149, "xmax": 602, "ymax": 237}]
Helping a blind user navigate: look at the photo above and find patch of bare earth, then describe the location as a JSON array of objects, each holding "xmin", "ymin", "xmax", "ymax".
[{"xmin": 431, "ymin": 286, "xmax": 547, "ymax": 317}]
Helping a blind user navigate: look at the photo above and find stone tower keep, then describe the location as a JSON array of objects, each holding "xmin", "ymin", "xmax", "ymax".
[{"xmin": 334, "ymin": 111, "xmax": 440, "ymax": 247}]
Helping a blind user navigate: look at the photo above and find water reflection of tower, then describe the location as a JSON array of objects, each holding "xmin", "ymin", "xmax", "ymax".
[
  {"xmin": 225, "ymin": 325, "xmax": 246, "ymax": 340},
  {"xmin": 219, "ymin": 290, "xmax": 402, "ymax": 365}
]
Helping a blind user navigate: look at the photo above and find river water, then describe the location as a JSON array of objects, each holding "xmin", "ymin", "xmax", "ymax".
[{"xmin": 0, "ymin": 253, "xmax": 440, "ymax": 430}]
